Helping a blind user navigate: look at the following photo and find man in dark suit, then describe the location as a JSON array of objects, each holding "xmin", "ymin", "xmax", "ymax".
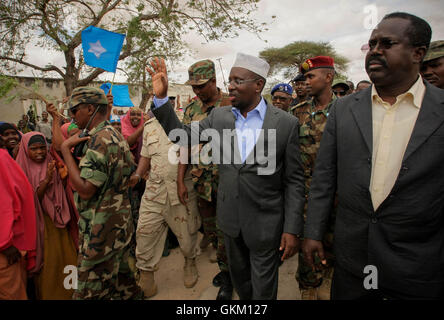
[
  {"xmin": 146, "ymin": 53, "xmax": 306, "ymax": 299},
  {"xmin": 303, "ymin": 12, "xmax": 444, "ymax": 299}
]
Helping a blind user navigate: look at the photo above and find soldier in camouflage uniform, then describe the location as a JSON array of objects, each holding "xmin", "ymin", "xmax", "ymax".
[
  {"xmin": 290, "ymin": 57, "xmax": 337, "ymax": 300},
  {"xmin": 129, "ymin": 114, "xmax": 201, "ymax": 298},
  {"xmin": 179, "ymin": 59, "xmax": 234, "ymax": 300},
  {"xmin": 421, "ymin": 40, "xmax": 444, "ymax": 89},
  {"xmin": 60, "ymin": 87, "xmax": 142, "ymax": 300}
]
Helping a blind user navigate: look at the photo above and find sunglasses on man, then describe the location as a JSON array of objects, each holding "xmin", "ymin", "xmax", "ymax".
[
  {"xmin": 334, "ymin": 90, "xmax": 347, "ymax": 97},
  {"xmin": 69, "ymin": 105, "xmax": 81, "ymax": 115}
]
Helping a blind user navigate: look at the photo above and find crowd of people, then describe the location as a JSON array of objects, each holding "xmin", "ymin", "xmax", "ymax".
[{"xmin": 1, "ymin": 11, "xmax": 444, "ymax": 300}]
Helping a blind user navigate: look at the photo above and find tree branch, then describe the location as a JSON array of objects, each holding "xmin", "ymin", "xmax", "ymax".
[
  {"xmin": 77, "ymin": 68, "xmax": 106, "ymax": 86},
  {"xmin": 0, "ymin": 56, "xmax": 65, "ymax": 77}
]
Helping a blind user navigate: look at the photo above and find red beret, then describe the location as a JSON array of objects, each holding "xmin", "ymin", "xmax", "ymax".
[{"xmin": 300, "ymin": 56, "xmax": 335, "ymax": 74}]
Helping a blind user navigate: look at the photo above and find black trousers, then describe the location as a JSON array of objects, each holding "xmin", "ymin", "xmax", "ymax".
[{"xmin": 224, "ymin": 232, "xmax": 280, "ymax": 300}]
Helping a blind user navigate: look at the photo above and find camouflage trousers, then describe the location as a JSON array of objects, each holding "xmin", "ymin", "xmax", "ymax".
[
  {"xmin": 128, "ymin": 180, "xmax": 145, "ymax": 273},
  {"xmin": 73, "ymin": 241, "xmax": 143, "ymax": 300},
  {"xmin": 296, "ymin": 199, "xmax": 336, "ymax": 290},
  {"xmin": 197, "ymin": 194, "xmax": 229, "ymax": 272},
  {"xmin": 198, "ymin": 197, "xmax": 218, "ymax": 248}
]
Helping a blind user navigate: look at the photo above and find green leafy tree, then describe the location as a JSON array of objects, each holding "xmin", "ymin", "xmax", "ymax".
[
  {"xmin": 0, "ymin": 0, "xmax": 268, "ymax": 107},
  {"xmin": 259, "ymin": 41, "xmax": 350, "ymax": 79}
]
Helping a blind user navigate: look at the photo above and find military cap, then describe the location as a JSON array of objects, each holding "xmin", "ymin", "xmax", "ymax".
[
  {"xmin": 185, "ymin": 60, "xmax": 216, "ymax": 86},
  {"xmin": 292, "ymin": 74, "xmax": 306, "ymax": 83},
  {"xmin": 424, "ymin": 40, "xmax": 444, "ymax": 63},
  {"xmin": 332, "ymin": 79, "xmax": 350, "ymax": 91},
  {"xmin": 300, "ymin": 56, "xmax": 335, "ymax": 74},
  {"xmin": 68, "ymin": 86, "xmax": 108, "ymax": 109},
  {"xmin": 271, "ymin": 83, "xmax": 293, "ymax": 96}
]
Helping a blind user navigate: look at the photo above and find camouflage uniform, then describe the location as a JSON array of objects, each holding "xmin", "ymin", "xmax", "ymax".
[
  {"xmin": 135, "ymin": 117, "xmax": 201, "ymax": 272},
  {"xmin": 182, "ymin": 60, "xmax": 232, "ymax": 272},
  {"xmin": 290, "ymin": 94, "xmax": 337, "ymax": 293},
  {"xmin": 68, "ymin": 87, "xmax": 142, "ymax": 300},
  {"xmin": 73, "ymin": 120, "xmax": 142, "ymax": 300}
]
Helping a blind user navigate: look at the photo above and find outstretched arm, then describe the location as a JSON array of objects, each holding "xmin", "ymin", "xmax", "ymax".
[
  {"xmin": 145, "ymin": 57, "xmax": 213, "ymax": 147},
  {"xmin": 46, "ymin": 103, "xmax": 65, "ymax": 151}
]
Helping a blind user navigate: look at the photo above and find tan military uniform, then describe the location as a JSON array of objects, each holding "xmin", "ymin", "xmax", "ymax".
[{"xmin": 136, "ymin": 117, "xmax": 201, "ymax": 272}]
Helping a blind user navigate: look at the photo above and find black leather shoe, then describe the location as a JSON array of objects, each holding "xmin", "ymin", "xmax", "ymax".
[
  {"xmin": 216, "ymin": 283, "xmax": 233, "ymax": 300},
  {"xmin": 212, "ymin": 271, "xmax": 224, "ymax": 287},
  {"xmin": 216, "ymin": 272, "xmax": 233, "ymax": 300}
]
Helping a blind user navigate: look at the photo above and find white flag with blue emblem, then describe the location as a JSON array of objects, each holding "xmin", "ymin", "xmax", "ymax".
[{"xmin": 81, "ymin": 26, "xmax": 125, "ymax": 73}]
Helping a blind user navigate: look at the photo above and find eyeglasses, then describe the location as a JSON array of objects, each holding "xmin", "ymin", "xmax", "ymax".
[
  {"xmin": 367, "ymin": 38, "xmax": 400, "ymax": 51},
  {"xmin": 226, "ymin": 78, "xmax": 260, "ymax": 87},
  {"xmin": 272, "ymin": 96, "xmax": 291, "ymax": 102}
]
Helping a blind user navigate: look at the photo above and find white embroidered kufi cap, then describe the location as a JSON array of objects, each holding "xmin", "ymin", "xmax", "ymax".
[{"xmin": 232, "ymin": 53, "xmax": 270, "ymax": 79}]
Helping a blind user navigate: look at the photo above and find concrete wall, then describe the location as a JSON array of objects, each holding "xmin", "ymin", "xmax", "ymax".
[{"xmin": 0, "ymin": 76, "xmax": 195, "ymax": 124}]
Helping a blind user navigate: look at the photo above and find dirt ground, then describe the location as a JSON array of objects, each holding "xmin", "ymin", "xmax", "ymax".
[{"xmin": 148, "ymin": 232, "xmax": 302, "ymax": 300}]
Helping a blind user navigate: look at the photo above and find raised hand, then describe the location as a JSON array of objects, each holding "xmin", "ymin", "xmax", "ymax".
[
  {"xmin": 146, "ymin": 57, "xmax": 168, "ymax": 99},
  {"xmin": 46, "ymin": 102, "xmax": 59, "ymax": 119}
]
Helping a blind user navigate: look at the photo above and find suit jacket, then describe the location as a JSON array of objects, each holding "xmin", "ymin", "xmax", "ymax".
[
  {"xmin": 152, "ymin": 99, "xmax": 305, "ymax": 251},
  {"xmin": 305, "ymin": 81, "xmax": 444, "ymax": 299}
]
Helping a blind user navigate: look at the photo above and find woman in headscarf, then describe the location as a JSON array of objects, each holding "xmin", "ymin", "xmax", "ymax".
[
  {"xmin": 0, "ymin": 145, "xmax": 36, "ymax": 300},
  {"xmin": 121, "ymin": 107, "xmax": 145, "ymax": 164},
  {"xmin": 0, "ymin": 122, "xmax": 21, "ymax": 158},
  {"xmin": 16, "ymin": 132, "xmax": 78, "ymax": 300}
]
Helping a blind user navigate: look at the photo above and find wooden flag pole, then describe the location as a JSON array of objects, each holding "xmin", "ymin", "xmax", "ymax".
[{"xmin": 109, "ymin": 72, "xmax": 117, "ymax": 94}]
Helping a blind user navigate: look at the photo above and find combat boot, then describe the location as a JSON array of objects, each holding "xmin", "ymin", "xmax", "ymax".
[
  {"xmin": 139, "ymin": 270, "xmax": 157, "ymax": 299},
  {"xmin": 300, "ymin": 287, "xmax": 318, "ymax": 300},
  {"xmin": 183, "ymin": 257, "xmax": 199, "ymax": 288}
]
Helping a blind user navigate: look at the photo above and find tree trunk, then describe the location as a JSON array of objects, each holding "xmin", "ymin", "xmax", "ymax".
[
  {"xmin": 138, "ymin": 86, "xmax": 152, "ymax": 112},
  {"xmin": 64, "ymin": 48, "xmax": 77, "ymax": 97}
]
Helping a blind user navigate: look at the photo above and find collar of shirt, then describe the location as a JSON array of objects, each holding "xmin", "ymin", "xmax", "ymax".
[
  {"xmin": 371, "ymin": 75, "xmax": 426, "ymax": 110},
  {"xmin": 231, "ymin": 97, "xmax": 267, "ymax": 122},
  {"xmin": 88, "ymin": 120, "xmax": 111, "ymax": 136}
]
